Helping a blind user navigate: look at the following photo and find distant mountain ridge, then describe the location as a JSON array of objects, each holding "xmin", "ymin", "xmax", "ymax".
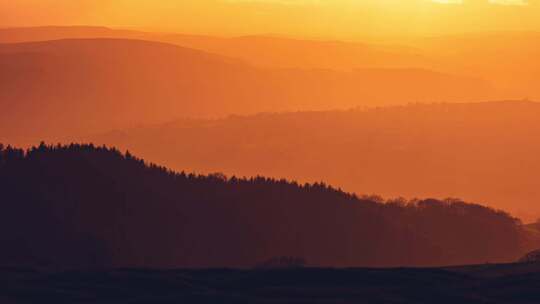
[
  {"xmin": 0, "ymin": 26, "xmax": 426, "ymax": 70},
  {"xmin": 1, "ymin": 26, "xmax": 538, "ymax": 101}
]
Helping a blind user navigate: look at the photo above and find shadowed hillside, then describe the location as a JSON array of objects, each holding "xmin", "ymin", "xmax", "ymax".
[
  {"xmin": 0, "ymin": 143, "xmax": 532, "ymax": 269},
  {"xmin": 87, "ymin": 101, "xmax": 540, "ymax": 222},
  {"xmin": 3, "ymin": 265, "xmax": 540, "ymax": 303}
]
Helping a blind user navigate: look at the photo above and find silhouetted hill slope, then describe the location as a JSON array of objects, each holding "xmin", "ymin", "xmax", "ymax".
[
  {"xmin": 0, "ymin": 38, "xmax": 496, "ymax": 145},
  {"xmin": 87, "ymin": 101, "xmax": 540, "ymax": 222},
  {"xmin": 0, "ymin": 143, "xmax": 531, "ymax": 269}
]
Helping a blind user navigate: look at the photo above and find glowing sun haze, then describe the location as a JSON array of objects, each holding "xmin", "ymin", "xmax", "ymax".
[{"xmin": 0, "ymin": 0, "xmax": 538, "ymax": 38}]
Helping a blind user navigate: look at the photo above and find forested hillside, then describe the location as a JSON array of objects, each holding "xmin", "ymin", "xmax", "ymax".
[{"xmin": 0, "ymin": 143, "xmax": 530, "ymax": 269}]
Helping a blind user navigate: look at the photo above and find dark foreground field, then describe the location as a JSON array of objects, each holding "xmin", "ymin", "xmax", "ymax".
[{"xmin": 2, "ymin": 264, "xmax": 540, "ymax": 304}]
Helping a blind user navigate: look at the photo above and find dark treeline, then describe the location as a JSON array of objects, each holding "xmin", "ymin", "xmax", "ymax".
[{"xmin": 0, "ymin": 143, "xmax": 531, "ymax": 268}]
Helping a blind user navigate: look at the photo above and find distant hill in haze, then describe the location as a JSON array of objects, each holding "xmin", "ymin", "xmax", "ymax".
[
  {"xmin": 0, "ymin": 143, "xmax": 532, "ymax": 269},
  {"xmin": 85, "ymin": 101, "xmax": 540, "ymax": 222},
  {"xmin": 0, "ymin": 38, "xmax": 254, "ymax": 143},
  {"xmin": 0, "ymin": 26, "xmax": 428, "ymax": 70},
  {"xmin": 0, "ymin": 38, "xmax": 495, "ymax": 145},
  {"xmin": 416, "ymin": 32, "xmax": 540, "ymax": 100},
  {"xmin": 0, "ymin": 26, "xmax": 142, "ymax": 44},
  {"xmin": 1, "ymin": 26, "xmax": 538, "ymax": 100},
  {"xmin": 143, "ymin": 34, "xmax": 428, "ymax": 71}
]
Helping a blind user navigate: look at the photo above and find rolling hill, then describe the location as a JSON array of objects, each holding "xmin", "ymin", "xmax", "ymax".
[
  {"xmin": 0, "ymin": 26, "xmax": 143, "ymax": 44},
  {"xmin": 0, "ymin": 38, "xmax": 496, "ymax": 145},
  {"xmin": 416, "ymin": 32, "xmax": 540, "ymax": 100},
  {"xmin": 0, "ymin": 26, "xmax": 428, "ymax": 70},
  {"xmin": 1, "ymin": 26, "xmax": 538, "ymax": 101}
]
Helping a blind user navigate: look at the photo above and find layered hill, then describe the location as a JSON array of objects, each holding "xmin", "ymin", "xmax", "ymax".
[
  {"xmin": 0, "ymin": 26, "xmax": 143, "ymax": 43},
  {"xmin": 0, "ymin": 26, "xmax": 429, "ymax": 69},
  {"xmin": 1, "ymin": 26, "xmax": 538, "ymax": 100},
  {"xmin": 413, "ymin": 32, "xmax": 540, "ymax": 100},
  {"xmin": 0, "ymin": 144, "xmax": 530, "ymax": 268},
  {"xmin": 87, "ymin": 101, "xmax": 540, "ymax": 222},
  {"xmin": 0, "ymin": 38, "xmax": 495, "ymax": 145}
]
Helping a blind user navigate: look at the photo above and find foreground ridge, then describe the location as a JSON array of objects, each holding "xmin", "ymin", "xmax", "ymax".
[{"xmin": 0, "ymin": 143, "xmax": 532, "ymax": 269}]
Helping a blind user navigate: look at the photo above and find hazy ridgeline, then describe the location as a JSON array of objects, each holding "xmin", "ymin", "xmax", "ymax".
[
  {"xmin": 0, "ymin": 38, "xmax": 496, "ymax": 146},
  {"xmin": 0, "ymin": 144, "xmax": 532, "ymax": 269},
  {"xmin": 88, "ymin": 101, "xmax": 540, "ymax": 222},
  {"xmin": 1, "ymin": 26, "xmax": 539, "ymax": 101}
]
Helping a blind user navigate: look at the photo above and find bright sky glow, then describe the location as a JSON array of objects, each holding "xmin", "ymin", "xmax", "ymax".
[{"xmin": 0, "ymin": 0, "xmax": 538, "ymax": 38}]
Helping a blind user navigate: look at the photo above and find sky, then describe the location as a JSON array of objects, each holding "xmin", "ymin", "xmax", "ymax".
[{"xmin": 0, "ymin": 0, "xmax": 539, "ymax": 38}]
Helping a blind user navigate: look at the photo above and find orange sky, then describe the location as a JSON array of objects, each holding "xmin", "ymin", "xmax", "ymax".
[{"xmin": 1, "ymin": 0, "xmax": 539, "ymax": 39}]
